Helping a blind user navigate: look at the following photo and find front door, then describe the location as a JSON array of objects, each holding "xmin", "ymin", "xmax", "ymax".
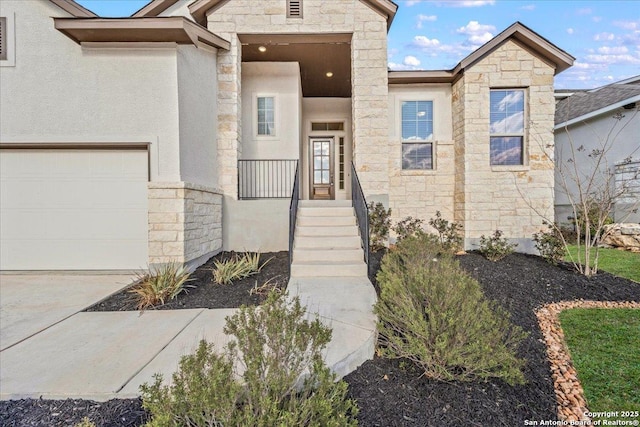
[{"xmin": 310, "ymin": 137, "xmax": 334, "ymax": 200}]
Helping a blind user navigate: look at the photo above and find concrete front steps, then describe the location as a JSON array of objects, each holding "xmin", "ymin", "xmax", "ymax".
[{"xmin": 291, "ymin": 200, "xmax": 367, "ymax": 278}]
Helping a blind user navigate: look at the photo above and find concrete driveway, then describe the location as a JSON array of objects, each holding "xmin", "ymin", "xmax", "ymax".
[{"xmin": 0, "ymin": 273, "xmax": 134, "ymax": 351}]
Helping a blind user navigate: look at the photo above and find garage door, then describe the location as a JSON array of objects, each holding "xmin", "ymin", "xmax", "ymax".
[{"xmin": 0, "ymin": 148, "xmax": 148, "ymax": 270}]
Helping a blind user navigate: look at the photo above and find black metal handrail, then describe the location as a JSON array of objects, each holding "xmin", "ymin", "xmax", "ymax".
[
  {"xmin": 289, "ymin": 161, "xmax": 300, "ymax": 269},
  {"xmin": 238, "ymin": 159, "xmax": 298, "ymax": 200},
  {"xmin": 351, "ymin": 162, "xmax": 369, "ymax": 268}
]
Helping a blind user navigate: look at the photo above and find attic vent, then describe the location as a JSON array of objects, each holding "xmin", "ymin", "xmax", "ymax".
[
  {"xmin": 287, "ymin": 0, "xmax": 303, "ymax": 18},
  {"xmin": 0, "ymin": 17, "xmax": 6, "ymax": 61}
]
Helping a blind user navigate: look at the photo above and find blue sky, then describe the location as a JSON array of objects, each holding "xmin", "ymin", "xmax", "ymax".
[{"xmin": 77, "ymin": 0, "xmax": 640, "ymax": 89}]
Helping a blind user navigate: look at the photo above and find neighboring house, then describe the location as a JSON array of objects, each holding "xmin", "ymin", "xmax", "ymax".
[
  {"xmin": 554, "ymin": 76, "xmax": 640, "ymax": 225},
  {"xmin": 0, "ymin": 0, "xmax": 574, "ymax": 271}
]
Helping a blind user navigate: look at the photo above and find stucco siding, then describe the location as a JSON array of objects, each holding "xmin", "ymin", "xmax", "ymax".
[
  {"xmin": 0, "ymin": 0, "xmax": 181, "ymax": 183},
  {"xmin": 177, "ymin": 45, "xmax": 219, "ymax": 188}
]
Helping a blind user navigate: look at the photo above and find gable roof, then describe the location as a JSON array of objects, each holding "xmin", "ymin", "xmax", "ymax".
[
  {"xmin": 555, "ymin": 79, "xmax": 640, "ymax": 129},
  {"xmin": 389, "ymin": 22, "xmax": 575, "ymax": 85},
  {"xmin": 49, "ymin": 0, "xmax": 97, "ymax": 17},
  {"xmin": 133, "ymin": 0, "xmax": 398, "ymax": 29}
]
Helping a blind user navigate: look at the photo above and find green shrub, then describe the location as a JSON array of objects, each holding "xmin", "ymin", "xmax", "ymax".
[
  {"xmin": 375, "ymin": 233, "xmax": 527, "ymax": 385},
  {"xmin": 392, "ymin": 216, "xmax": 424, "ymax": 243},
  {"xmin": 141, "ymin": 292, "xmax": 358, "ymax": 426},
  {"xmin": 129, "ymin": 262, "xmax": 193, "ymax": 310},
  {"xmin": 74, "ymin": 418, "xmax": 96, "ymax": 427},
  {"xmin": 533, "ymin": 222, "xmax": 566, "ymax": 265},
  {"xmin": 428, "ymin": 211, "xmax": 463, "ymax": 253},
  {"xmin": 213, "ymin": 252, "xmax": 269, "ymax": 285},
  {"xmin": 573, "ymin": 201, "xmax": 614, "ymax": 240},
  {"xmin": 368, "ymin": 202, "xmax": 391, "ymax": 251},
  {"xmin": 479, "ymin": 230, "xmax": 517, "ymax": 261}
]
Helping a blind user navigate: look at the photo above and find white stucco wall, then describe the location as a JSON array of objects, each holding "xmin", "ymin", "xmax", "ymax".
[
  {"xmin": 302, "ymin": 97, "xmax": 352, "ymax": 200},
  {"xmin": 240, "ymin": 62, "xmax": 302, "ymax": 160},
  {"xmin": 0, "ymin": 0, "xmax": 181, "ymax": 182},
  {"xmin": 177, "ymin": 45, "xmax": 218, "ymax": 188},
  {"xmin": 555, "ymin": 108, "xmax": 640, "ymax": 224}
]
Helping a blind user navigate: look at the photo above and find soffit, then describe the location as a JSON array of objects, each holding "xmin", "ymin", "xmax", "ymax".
[
  {"xmin": 49, "ymin": 0, "xmax": 97, "ymax": 17},
  {"xmin": 54, "ymin": 17, "xmax": 230, "ymax": 50},
  {"xmin": 240, "ymin": 34, "xmax": 352, "ymax": 98}
]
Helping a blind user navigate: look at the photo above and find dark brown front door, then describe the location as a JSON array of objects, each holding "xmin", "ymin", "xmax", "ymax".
[{"xmin": 310, "ymin": 137, "xmax": 334, "ymax": 200}]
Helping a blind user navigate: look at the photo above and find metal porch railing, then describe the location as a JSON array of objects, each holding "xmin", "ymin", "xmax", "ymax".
[
  {"xmin": 238, "ymin": 159, "xmax": 298, "ymax": 200},
  {"xmin": 351, "ymin": 162, "xmax": 369, "ymax": 268}
]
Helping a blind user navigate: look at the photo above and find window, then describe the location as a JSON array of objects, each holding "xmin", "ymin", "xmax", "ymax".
[
  {"xmin": 338, "ymin": 137, "xmax": 345, "ymax": 190},
  {"xmin": 401, "ymin": 100, "xmax": 433, "ymax": 170},
  {"xmin": 490, "ymin": 89, "xmax": 525, "ymax": 165},
  {"xmin": 311, "ymin": 122, "xmax": 344, "ymax": 131},
  {"xmin": 257, "ymin": 96, "xmax": 275, "ymax": 136},
  {"xmin": 287, "ymin": 0, "xmax": 303, "ymax": 18},
  {"xmin": 0, "ymin": 17, "xmax": 7, "ymax": 61}
]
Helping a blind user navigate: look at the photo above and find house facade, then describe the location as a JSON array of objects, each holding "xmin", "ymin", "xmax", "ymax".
[
  {"xmin": 554, "ymin": 76, "xmax": 640, "ymax": 225},
  {"xmin": 0, "ymin": 0, "xmax": 573, "ymax": 271}
]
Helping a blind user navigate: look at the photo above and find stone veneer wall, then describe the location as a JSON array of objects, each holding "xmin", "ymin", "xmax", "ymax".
[
  {"xmin": 453, "ymin": 39, "xmax": 556, "ymax": 250},
  {"xmin": 206, "ymin": 0, "xmax": 390, "ymax": 199},
  {"xmin": 148, "ymin": 182, "xmax": 222, "ymax": 267}
]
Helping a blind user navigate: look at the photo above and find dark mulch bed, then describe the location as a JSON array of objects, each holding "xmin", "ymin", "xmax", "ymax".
[
  {"xmin": 86, "ymin": 251, "xmax": 289, "ymax": 312},
  {"xmin": 344, "ymin": 251, "xmax": 640, "ymax": 427},
  {"xmin": 3, "ymin": 251, "xmax": 639, "ymax": 426}
]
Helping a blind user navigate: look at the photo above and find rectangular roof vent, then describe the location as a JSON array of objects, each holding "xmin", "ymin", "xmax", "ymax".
[
  {"xmin": 0, "ymin": 17, "xmax": 6, "ymax": 61},
  {"xmin": 287, "ymin": 0, "xmax": 302, "ymax": 18}
]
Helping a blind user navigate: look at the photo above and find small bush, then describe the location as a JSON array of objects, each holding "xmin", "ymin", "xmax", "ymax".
[
  {"xmin": 141, "ymin": 292, "xmax": 358, "ymax": 426},
  {"xmin": 533, "ymin": 223, "xmax": 566, "ymax": 265},
  {"xmin": 213, "ymin": 252, "xmax": 269, "ymax": 285},
  {"xmin": 479, "ymin": 230, "xmax": 517, "ymax": 261},
  {"xmin": 392, "ymin": 216, "xmax": 424, "ymax": 243},
  {"xmin": 375, "ymin": 233, "xmax": 527, "ymax": 385},
  {"xmin": 368, "ymin": 202, "xmax": 391, "ymax": 251},
  {"xmin": 74, "ymin": 418, "xmax": 96, "ymax": 427},
  {"xmin": 129, "ymin": 262, "xmax": 193, "ymax": 310},
  {"xmin": 428, "ymin": 211, "xmax": 463, "ymax": 252},
  {"xmin": 573, "ymin": 202, "xmax": 614, "ymax": 241}
]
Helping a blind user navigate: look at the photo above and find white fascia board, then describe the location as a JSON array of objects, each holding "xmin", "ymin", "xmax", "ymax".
[{"xmin": 555, "ymin": 94, "xmax": 640, "ymax": 130}]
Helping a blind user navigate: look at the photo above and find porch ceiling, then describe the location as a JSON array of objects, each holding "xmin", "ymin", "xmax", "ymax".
[{"xmin": 240, "ymin": 34, "xmax": 352, "ymax": 98}]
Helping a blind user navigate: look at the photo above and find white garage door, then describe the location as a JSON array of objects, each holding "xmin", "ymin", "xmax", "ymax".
[{"xmin": 0, "ymin": 148, "xmax": 149, "ymax": 270}]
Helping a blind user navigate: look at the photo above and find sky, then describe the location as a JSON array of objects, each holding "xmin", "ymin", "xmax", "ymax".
[{"xmin": 77, "ymin": 0, "xmax": 640, "ymax": 89}]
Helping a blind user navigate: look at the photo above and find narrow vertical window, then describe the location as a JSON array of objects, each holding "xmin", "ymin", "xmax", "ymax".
[
  {"xmin": 339, "ymin": 137, "xmax": 345, "ymax": 190},
  {"xmin": 401, "ymin": 100, "xmax": 434, "ymax": 170},
  {"xmin": 490, "ymin": 89, "xmax": 525, "ymax": 165},
  {"xmin": 287, "ymin": 0, "xmax": 303, "ymax": 18},
  {"xmin": 257, "ymin": 96, "xmax": 275, "ymax": 136},
  {"xmin": 0, "ymin": 17, "xmax": 7, "ymax": 61}
]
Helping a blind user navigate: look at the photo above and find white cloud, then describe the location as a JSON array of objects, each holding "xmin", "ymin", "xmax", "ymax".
[
  {"xmin": 584, "ymin": 53, "xmax": 640, "ymax": 65},
  {"xmin": 456, "ymin": 21, "xmax": 496, "ymax": 45},
  {"xmin": 597, "ymin": 46, "xmax": 629, "ymax": 55},
  {"xmin": 613, "ymin": 20, "xmax": 639, "ymax": 30},
  {"xmin": 594, "ymin": 32, "xmax": 616, "ymax": 41},
  {"xmin": 576, "ymin": 8, "xmax": 592, "ymax": 15},
  {"xmin": 521, "ymin": 4, "xmax": 535, "ymax": 11},
  {"xmin": 405, "ymin": 0, "xmax": 494, "ymax": 7},
  {"xmin": 403, "ymin": 55, "xmax": 421, "ymax": 67},
  {"xmin": 416, "ymin": 14, "xmax": 437, "ymax": 29},
  {"xmin": 592, "ymin": 16, "xmax": 602, "ymax": 23},
  {"xmin": 566, "ymin": 28, "xmax": 574, "ymax": 35},
  {"xmin": 413, "ymin": 36, "xmax": 442, "ymax": 48}
]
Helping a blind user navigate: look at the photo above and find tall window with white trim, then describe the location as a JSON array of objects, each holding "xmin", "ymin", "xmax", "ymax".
[
  {"xmin": 490, "ymin": 89, "xmax": 525, "ymax": 165},
  {"xmin": 401, "ymin": 100, "xmax": 433, "ymax": 170},
  {"xmin": 257, "ymin": 96, "xmax": 275, "ymax": 136}
]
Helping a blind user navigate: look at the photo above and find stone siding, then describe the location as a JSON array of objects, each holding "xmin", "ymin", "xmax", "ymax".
[
  {"xmin": 452, "ymin": 39, "xmax": 556, "ymax": 249},
  {"xmin": 148, "ymin": 182, "xmax": 222, "ymax": 267},
  {"xmin": 206, "ymin": 0, "xmax": 389, "ymax": 199}
]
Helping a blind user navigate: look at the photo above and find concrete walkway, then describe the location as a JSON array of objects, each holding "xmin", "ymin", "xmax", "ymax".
[{"xmin": 0, "ymin": 274, "xmax": 377, "ymax": 401}]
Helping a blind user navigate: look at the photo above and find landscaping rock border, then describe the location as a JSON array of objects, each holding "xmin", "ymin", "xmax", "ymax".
[{"xmin": 535, "ymin": 300, "xmax": 640, "ymax": 423}]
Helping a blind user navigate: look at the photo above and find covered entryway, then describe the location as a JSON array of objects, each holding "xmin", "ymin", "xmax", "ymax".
[{"xmin": 0, "ymin": 147, "xmax": 149, "ymax": 270}]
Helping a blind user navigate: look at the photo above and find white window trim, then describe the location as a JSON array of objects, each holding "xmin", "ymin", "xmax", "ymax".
[
  {"xmin": 0, "ymin": 13, "xmax": 16, "ymax": 67},
  {"xmin": 489, "ymin": 88, "xmax": 528, "ymax": 168},
  {"xmin": 399, "ymin": 98, "xmax": 436, "ymax": 171},
  {"xmin": 254, "ymin": 93, "xmax": 278, "ymax": 139}
]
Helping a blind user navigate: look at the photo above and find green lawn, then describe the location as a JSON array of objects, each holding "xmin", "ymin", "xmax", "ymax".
[
  {"xmin": 559, "ymin": 308, "xmax": 640, "ymax": 421},
  {"xmin": 565, "ymin": 245, "xmax": 640, "ymax": 282}
]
